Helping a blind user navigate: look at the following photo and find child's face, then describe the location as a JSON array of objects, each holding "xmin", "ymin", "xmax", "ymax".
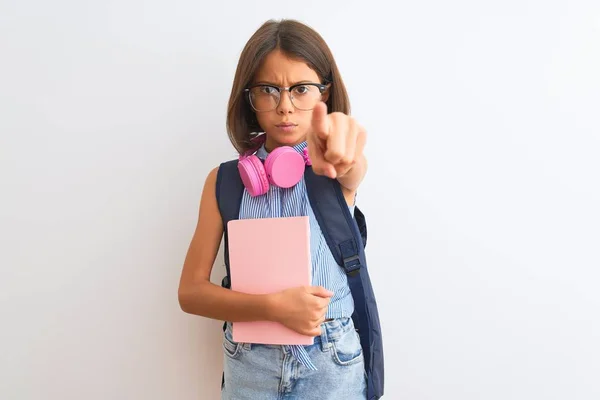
[{"xmin": 251, "ymin": 49, "xmax": 328, "ymax": 150}]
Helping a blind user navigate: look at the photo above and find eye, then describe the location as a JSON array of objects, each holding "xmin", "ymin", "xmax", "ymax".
[
  {"xmin": 259, "ymin": 86, "xmax": 278, "ymax": 95},
  {"xmin": 293, "ymin": 85, "xmax": 310, "ymax": 95}
]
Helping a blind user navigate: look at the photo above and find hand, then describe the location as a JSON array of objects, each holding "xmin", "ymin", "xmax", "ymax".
[
  {"xmin": 307, "ymin": 102, "xmax": 367, "ymax": 179},
  {"xmin": 268, "ymin": 286, "xmax": 333, "ymax": 336}
]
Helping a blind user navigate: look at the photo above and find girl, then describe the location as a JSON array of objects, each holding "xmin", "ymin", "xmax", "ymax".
[{"xmin": 178, "ymin": 19, "xmax": 371, "ymax": 399}]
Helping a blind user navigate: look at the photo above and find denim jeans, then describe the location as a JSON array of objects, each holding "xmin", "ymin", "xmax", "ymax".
[{"xmin": 221, "ymin": 317, "xmax": 367, "ymax": 399}]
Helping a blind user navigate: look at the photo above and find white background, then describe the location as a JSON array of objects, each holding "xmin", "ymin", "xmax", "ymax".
[{"xmin": 1, "ymin": 1, "xmax": 599, "ymax": 399}]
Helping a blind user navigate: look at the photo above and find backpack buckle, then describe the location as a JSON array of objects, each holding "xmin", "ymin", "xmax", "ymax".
[
  {"xmin": 340, "ymin": 239, "xmax": 361, "ymax": 276},
  {"xmin": 343, "ymin": 254, "xmax": 361, "ymax": 276}
]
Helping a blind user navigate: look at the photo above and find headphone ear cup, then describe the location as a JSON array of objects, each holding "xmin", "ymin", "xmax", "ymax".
[
  {"xmin": 265, "ymin": 147, "xmax": 306, "ymax": 188},
  {"xmin": 238, "ymin": 155, "xmax": 269, "ymax": 197}
]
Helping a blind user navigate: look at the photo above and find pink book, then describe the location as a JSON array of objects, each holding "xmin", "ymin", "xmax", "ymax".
[{"xmin": 227, "ymin": 216, "xmax": 313, "ymax": 345}]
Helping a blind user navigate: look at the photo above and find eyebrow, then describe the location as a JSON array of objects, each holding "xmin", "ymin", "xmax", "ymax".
[{"xmin": 252, "ymin": 80, "xmax": 317, "ymax": 87}]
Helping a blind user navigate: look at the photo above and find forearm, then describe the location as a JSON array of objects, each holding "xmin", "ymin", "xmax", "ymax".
[
  {"xmin": 337, "ymin": 154, "xmax": 368, "ymax": 192},
  {"xmin": 179, "ymin": 280, "xmax": 276, "ymax": 322}
]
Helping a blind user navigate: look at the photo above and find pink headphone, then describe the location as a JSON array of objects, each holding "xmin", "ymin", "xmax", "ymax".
[{"xmin": 238, "ymin": 135, "xmax": 312, "ymax": 197}]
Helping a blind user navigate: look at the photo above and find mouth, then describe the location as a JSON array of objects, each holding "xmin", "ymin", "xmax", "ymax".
[{"xmin": 275, "ymin": 122, "xmax": 297, "ymax": 127}]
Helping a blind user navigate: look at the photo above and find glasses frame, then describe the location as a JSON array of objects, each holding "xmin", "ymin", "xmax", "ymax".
[{"xmin": 244, "ymin": 82, "xmax": 329, "ymax": 112}]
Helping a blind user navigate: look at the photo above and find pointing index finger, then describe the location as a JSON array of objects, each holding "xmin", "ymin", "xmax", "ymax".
[{"xmin": 311, "ymin": 102, "xmax": 329, "ymax": 140}]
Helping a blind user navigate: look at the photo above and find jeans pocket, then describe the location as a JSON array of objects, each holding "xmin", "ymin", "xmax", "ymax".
[
  {"xmin": 223, "ymin": 335, "xmax": 242, "ymax": 359},
  {"xmin": 331, "ymin": 329, "xmax": 364, "ymax": 366}
]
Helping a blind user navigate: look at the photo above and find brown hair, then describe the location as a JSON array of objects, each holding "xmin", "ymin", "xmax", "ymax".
[{"xmin": 226, "ymin": 19, "xmax": 351, "ymax": 154}]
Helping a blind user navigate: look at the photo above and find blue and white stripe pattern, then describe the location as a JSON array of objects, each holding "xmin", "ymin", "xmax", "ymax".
[{"xmin": 238, "ymin": 140, "xmax": 354, "ymax": 370}]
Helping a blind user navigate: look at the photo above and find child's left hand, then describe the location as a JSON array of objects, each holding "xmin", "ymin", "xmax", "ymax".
[{"xmin": 307, "ymin": 102, "xmax": 366, "ymax": 180}]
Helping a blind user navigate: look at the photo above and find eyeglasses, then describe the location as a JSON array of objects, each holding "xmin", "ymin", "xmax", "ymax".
[{"xmin": 244, "ymin": 83, "xmax": 329, "ymax": 112}]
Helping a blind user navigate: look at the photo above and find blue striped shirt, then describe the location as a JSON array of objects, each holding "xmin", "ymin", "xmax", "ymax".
[{"xmin": 238, "ymin": 140, "xmax": 355, "ymax": 369}]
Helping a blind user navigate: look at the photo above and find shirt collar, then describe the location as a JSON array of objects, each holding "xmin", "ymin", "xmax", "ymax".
[{"xmin": 256, "ymin": 141, "xmax": 308, "ymax": 160}]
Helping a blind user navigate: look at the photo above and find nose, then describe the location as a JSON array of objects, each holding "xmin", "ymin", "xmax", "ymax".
[{"xmin": 276, "ymin": 90, "xmax": 294, "ymax": 115}]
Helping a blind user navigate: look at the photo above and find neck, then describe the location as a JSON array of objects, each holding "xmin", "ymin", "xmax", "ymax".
[{"xmin": 264, "ymin": 136, "xmax": 306, "ymax": 153}]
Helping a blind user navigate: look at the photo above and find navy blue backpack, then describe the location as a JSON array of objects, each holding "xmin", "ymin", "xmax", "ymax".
[{"xmin": 216, "ymin": 159, "xmax": 384, "ymax": 399}]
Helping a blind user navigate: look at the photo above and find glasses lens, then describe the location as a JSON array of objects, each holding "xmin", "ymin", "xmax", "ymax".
[
  {"xmin": 249, "ymin": 86, "xmax": 279, "ymax": 111},
  {"xmin": 290, "ymin": 84, "xmax": 322, "ymax": 110}
]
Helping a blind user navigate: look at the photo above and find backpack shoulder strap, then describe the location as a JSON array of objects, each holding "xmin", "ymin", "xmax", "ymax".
[
  {"xmin": 304, "ymin": 167, "xmax": 384, "ymax": 400},
  {"xmin": 215, "ymin": 159, "xmax": 244, "ymax": 390},
  {"xmin": 303, "ymin": 168, "xmax": 363, "ymax": 275},
  {"xmin": 216, "ymin": 159, "xmax": 243, "ymax": 224},
  {"xmin": 215, "ymin": 159, "xmax": 244, "ymax": 289}
]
